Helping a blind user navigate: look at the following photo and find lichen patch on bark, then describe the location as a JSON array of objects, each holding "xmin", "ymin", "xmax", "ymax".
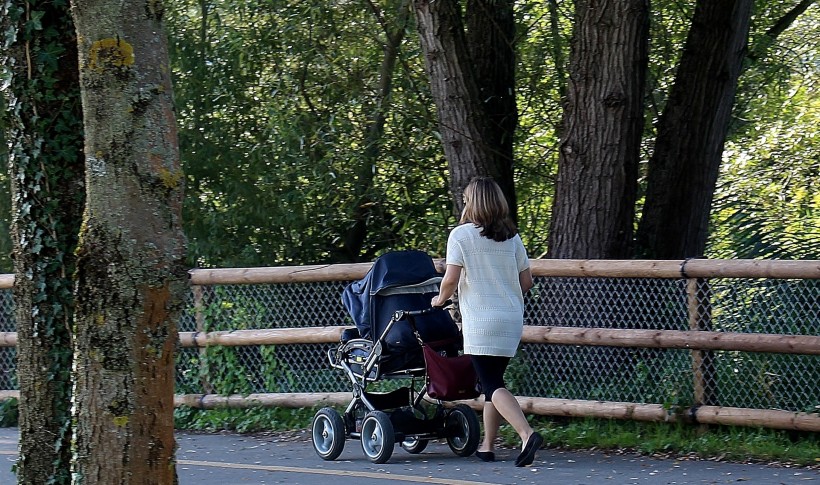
[{"xmin": 88, "ymin": 38, "xmax": 134, "ymax": 72}]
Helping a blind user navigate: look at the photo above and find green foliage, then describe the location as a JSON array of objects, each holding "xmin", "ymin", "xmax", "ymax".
[
  {"xmin": 503, "ymin": 347, "xmax": 531, "ymax": 394},
  {"xmin": 183, "ymin": 290, "xmax": 276, "ymax": 394},
  {"xmin": 164, "ymin": 1, "xmax": 817, "ymax": 265},
  {"xmin": 0, "ymin": 398, "xmax": 18, "ymax": 427},
  {"xmin": 524, "ymin": 350, "xmax": 694, "ymax": 409},
  {"xmin": 174, "ymin": 405, "xmax": 319, "ymax": 433},
  {"xmin": 1, "ymin": 1, "xmax": 813, "ymax": 269},
  {"xmin": 0, "ymin": 96, "xmax": 10, "ymax": 273},
  {"xmin": 513, "ymin": 1, "xmax": 569, "ymax": 255},
  {"xmin": 711, "ymin": 91, "xmax": 819, "ymax": 259},
  {"xmin": 167, "ymin": 0, "xmax": 452, "ymax": 267},
  {"xmin": 704, "ymin": 279, "xmax": 820, "ymax": 411},
  {"xmin": 709, "ymin": 4, "xmax": 819, "ymax": 259}
]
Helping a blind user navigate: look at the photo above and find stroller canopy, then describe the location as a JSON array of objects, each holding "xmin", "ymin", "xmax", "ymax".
[{"xmin": 343, "ymin": 250, "xmax": 442, "ymax": 332}]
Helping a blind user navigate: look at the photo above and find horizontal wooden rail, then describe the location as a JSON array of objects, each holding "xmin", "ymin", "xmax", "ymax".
[
  {"xmin": 523, "ymin": 327, "xmax": 820, "ymax": 355},
  {"xmin": 174, "ymin": 392, "xmax": 351, "ymax": 409},
  {"xmin": 188, "ymin": 263, "xmax": 372, "ymax": 285},
  {"xmin": 185, "ymin": 258, "xmax": 820, "ymax": 286},
  {"xmin": 529, "ymin": 259, "xmax": 820, "ymax": 279},
  {"xmin": 0, "ymin": 259, "xmax": 816, "ymax": 290},
  {"xmin": 0, "ymin": 274, "xmax": 12, "ymax": 289},
  {"xmin": 177, "ymin": 327, "xmax": 344, "ymax": 347},
  {"xmin": 1, "ymin": 389, "xmax": 815, "ymax": 432},
  {"xmin": 4, "ymin": 326, "xmax": 819, "ymax": 355},
  {"xmin": 1, "ymin": 332, "xmax": 16, "ymax": 347},
  {"xmin": 170, "ymin": 393, "xmax": 820, "ymax": 433},
  {"xmin": 518, "ymin": 397, "xmax": 820, "ymax": 432}
]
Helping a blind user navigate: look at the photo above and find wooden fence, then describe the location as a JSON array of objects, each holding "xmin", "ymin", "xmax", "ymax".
[{"xmin": 1, "ymin": 259, "xmax": 819, "ymax": 432}]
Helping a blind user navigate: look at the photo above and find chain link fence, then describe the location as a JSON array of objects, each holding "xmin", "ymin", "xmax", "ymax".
[
  {"xmin": 517, "ymin": 277, "xmax": 818, "ymax": 412},
  {"xmin": 2, "ymin": 274, "xmax": 819, "ymax": 415},
  {"xmin": 0, "ymin": 289, "xmax": 15, "ymax": 393}
]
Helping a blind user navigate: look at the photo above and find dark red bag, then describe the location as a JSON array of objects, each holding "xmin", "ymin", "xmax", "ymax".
[{"xmin": 422, "ymin": 345, "xmax": 481, "ymax": 401}]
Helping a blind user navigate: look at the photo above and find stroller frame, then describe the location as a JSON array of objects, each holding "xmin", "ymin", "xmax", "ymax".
[{"xmin": 311, "ymin": 251, "xmax": 481, "ymax": 464}]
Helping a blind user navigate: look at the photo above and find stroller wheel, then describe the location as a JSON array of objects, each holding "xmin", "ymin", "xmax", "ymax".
[
  {"xmin": 360, "ymin": 411, "xmax": 395, "ymax": 464},
  {"xmin": 400, "ymin": 436, "xmax": 429, "ymax": 454},
  {"xmin": 445, "ymin": 404, "xmax": 480, "ymax": 457},
  {"xmin": 311, "ymin": 407, "xmax": 346, "ymax": 461}
]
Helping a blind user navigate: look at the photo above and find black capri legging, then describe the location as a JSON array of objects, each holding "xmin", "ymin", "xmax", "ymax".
[{"xmin": 470, "ymin": 354, "xmax": 511, "ymax": 402}]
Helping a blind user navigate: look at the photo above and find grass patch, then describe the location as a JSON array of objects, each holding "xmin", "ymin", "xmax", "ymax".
[
  {"xmin": 497, "ymin": 416, "xmax": 820, "ymax": 467},
  {"xmin": 0, "ymin": 399, "xmax": 18, "ymax": 427},
  {"xmin": 174, "ymin": 406, "xmax": 320, "ymax": 433}
]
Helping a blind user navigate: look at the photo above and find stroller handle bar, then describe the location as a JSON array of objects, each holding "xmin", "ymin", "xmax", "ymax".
[{"xmin": 393, "ymin": 300, "xmax": 452, "ymax": 320}]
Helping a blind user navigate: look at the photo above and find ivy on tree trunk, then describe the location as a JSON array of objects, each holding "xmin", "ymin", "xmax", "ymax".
[{"xmin": 2, "ymin": 1, "xmax": 84, "ymax": 483}]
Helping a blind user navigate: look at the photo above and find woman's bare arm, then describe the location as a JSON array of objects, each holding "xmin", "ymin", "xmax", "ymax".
[
  {"xmin": 431, "ymin": 264, "xmax": 462, "ymax": 307},
  {"xmin": 519, "ymin": 267, "xmax": 533, "ymax": 294}
]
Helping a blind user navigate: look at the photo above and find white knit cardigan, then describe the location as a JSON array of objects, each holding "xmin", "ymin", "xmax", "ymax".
[{"xmin": 445, "ymin": 224, "xmax": 529, "ymax": 357}]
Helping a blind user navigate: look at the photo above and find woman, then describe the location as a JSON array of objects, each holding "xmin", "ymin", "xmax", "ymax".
[{"xmin": 431, "ymin": 177, "xmax": 543, "ymax": 467}]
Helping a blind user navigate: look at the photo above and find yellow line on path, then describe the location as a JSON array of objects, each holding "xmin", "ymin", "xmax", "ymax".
[
  {"xmin": 3, "ymin": 451, "xmax": 493, "ymax": 484},
  {"xmin": 178, "ymin": 459, "xmax": 496, "ymax": 485}
]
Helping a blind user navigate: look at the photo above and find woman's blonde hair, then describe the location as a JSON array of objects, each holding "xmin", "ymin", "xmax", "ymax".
[{"xmin": 459, "ymin": 177, "xmax": 517, "ymax": 242}]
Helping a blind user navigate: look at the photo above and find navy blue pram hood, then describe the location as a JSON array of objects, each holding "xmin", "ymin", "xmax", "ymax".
[
  {"xmin": 342, "ymin": 250, "xmax": 460, "ymax": 370},
  {"xmin": 342, "ymin": 250, "xmax": 443, "ymax": 334}
]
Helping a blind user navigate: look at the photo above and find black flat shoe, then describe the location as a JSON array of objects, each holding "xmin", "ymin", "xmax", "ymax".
[
  {"xmin": 475, "ymin": 450, "xmax": 495, "ymax": 462},
  {"xmin": 514, "ymin": 432, "xmax": 543, "ymax": 467}
]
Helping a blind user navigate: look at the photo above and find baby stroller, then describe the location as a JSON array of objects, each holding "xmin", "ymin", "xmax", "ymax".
[{"xmin": 311, "ymin": 250, "xmax": 481, "ymax": 464}]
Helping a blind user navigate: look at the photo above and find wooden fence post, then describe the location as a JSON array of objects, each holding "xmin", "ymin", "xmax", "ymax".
[
  {"xmin": 192, "ymin": 284, "xmax": 214, "ymax": 394},
  {"xmin": 688, "ymin": 277, "xmax": 716, "ymax": 407}
]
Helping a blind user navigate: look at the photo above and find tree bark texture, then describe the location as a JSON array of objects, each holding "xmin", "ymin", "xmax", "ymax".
[
  {"xmin": 413, "ymin": 0, "xmax": 516, "ymax": 217},
  {"xmin": 464, "ymin": 0, "xmax": 518, "ymax": 221},
  {"xmin": 547, "ymin": 0, "xmax": 648, "ymax": 259},
  {"xmin": 2, "ymin": 1, "xmax": 85, "ymax": 483},
  {"xmin": 69, "ymin": 1, "xmax": 186, "ymax": 483},
  {"xmin": 635, "ymin": 0, "xmax": 753, "ymax": 259}
]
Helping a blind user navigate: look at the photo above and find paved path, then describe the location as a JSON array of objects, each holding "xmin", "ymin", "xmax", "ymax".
[{"xmin": 1, "ymin": 427, "xmax": 817, "ymax": 484}]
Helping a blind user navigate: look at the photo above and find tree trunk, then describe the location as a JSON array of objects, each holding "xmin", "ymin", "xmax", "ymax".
[
  {"xmin": 413, "ymin": 0, "xmax": 516, "ymax": 217},
  {"xmin": 2, "ymin": 2, "xmax": 84, "ymax": 483},
  {"xmin": 464, "ymin": 0, "xmax": 518, "ymax": 222},
  {"xmin": 635, "ymin": 0, "xmax": 753, "ymax": 259},
  {"xmin": 70, "ymin": 1, "xmax": 186, "ymax": 483},
  {"xmin": 547, "ymin": 0, "xmax": 649, "ymax": 259}
]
